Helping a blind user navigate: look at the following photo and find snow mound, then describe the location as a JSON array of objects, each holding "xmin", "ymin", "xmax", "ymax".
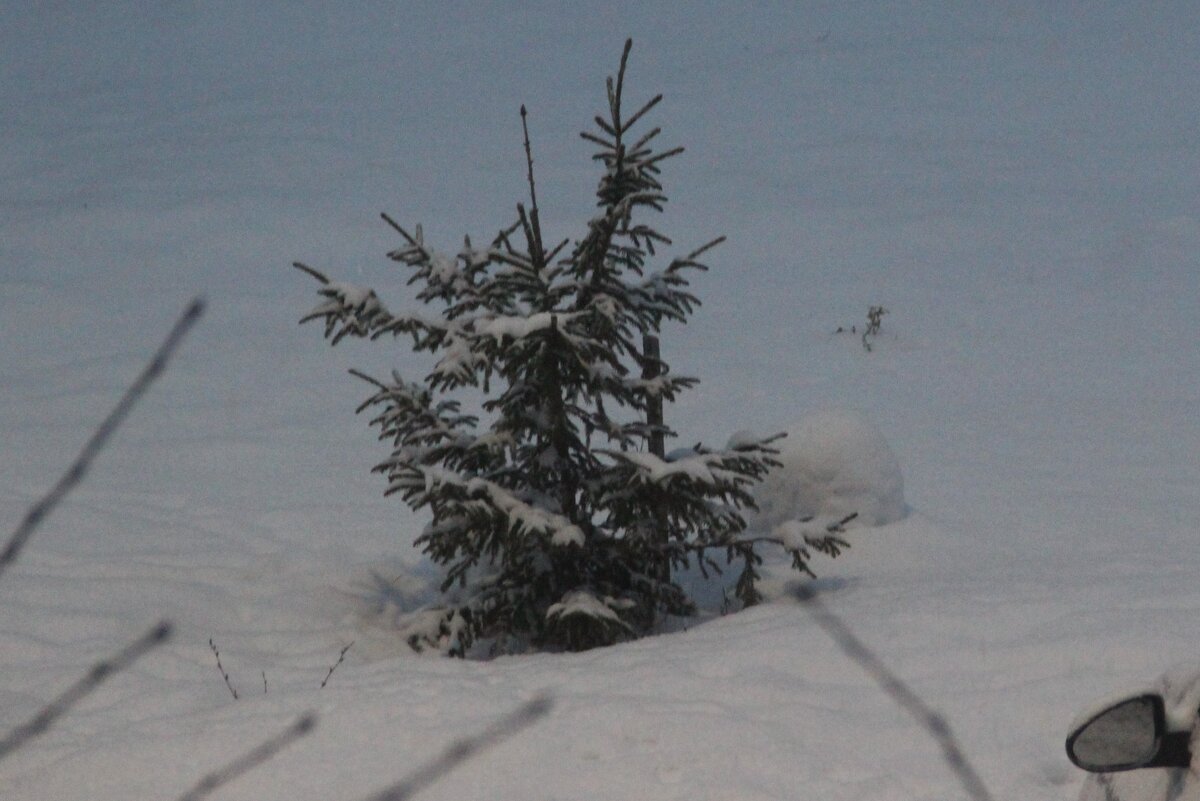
[{"xmin": 745, "ymin": 410, "xmax": 906, "ymax": 530}]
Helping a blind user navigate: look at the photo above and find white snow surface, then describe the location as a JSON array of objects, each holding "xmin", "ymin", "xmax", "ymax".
[
  {"xmin": 748, "ymin": 410, "xmax": 907, "ymax": 530},
  {"xmin": 476, "ymin": 311, "xmax": 579, "ymax": 342},
  {"xmin": 4, "ymin": 4, "xmax": 1200, "ymax": 801},
  {"xmin": 621, "ymin": 449, "xmax": 731, "ymax": 486}
]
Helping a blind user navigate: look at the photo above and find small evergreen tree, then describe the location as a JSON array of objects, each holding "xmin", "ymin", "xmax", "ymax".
[{"xmin": 295, "ymin": 41, "xmax": 845, "ymax": 654}]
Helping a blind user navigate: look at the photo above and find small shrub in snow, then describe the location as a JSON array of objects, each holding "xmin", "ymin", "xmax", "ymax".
[
  {"xmin": 862, "ymin": 305, "xmax": 888, "ymax": 351},
  {"xmin": 295, "ymin": 41, "xmax": 843, "ymax": 653},
  {"xmin": 833, "ymin": 305, "xmax": 888, "ymax": 351}
]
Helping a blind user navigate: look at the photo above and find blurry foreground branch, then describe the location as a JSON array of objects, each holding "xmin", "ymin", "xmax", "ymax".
[
  {"xmin": 360, "ymin": 695, "xmax": 553, "ymax": 801},
  {"xmin": 176, "ymin": 713, "xmax": 317, "ymax": 801},
  {"xmin": 0, "ymin": 300, "xmax": 202, "ymax": 765},
  {"xmin": 796, "ymin": 586, "xmax": 996, "ymax": 801},
  {"xmin": 0, "ymin": 298, "xmax": 206, "ymax": 581},
  {"xmin": 0, "ymin": 621, "xmax": 173, "ymax": 762}
]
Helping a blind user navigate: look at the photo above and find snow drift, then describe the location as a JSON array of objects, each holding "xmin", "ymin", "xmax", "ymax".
[{"xmin": 746, "ymin": 410, "xmax": 906, "ymax": 531}]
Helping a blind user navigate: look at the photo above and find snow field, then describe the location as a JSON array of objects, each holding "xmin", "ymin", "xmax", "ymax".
[{"xmin": 4, "ymin": 4, "xmax": 1200, "ymax": 800}]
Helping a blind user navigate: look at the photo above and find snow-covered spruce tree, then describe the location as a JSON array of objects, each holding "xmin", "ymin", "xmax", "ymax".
[{"xmin": 295, "ymin": 41, "xmax": 846, "ymax": 654}]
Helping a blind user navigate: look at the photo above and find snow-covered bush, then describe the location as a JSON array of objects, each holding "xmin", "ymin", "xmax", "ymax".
[
  {"xmin": 747, "ymin": 410, "xmax": 906, "ymax": 532},
  {"xmin": 295, "ymin": 41, "xmax": 845, "ymax": 653}
]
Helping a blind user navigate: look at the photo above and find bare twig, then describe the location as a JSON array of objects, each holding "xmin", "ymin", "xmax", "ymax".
[
  {"xmin": 0, "ymin": 621, "xmax": 173, "ymax": 762},
  {"xmin": 359, "ymin": 694, "xmax": 553, "ymax": 801},
  {"xmin": 795, "ymin": 587, "xmax": 996, "ymax": 801},
  {"xmin": 175, "ymin": 713, "xmax": 317, "ymax": 801},
  {"xmin": 320, "ymin": 641, "xmax": 354, "ymax": 689},
  {"xmin": 0, "ymin": 298, "xmax": 205, "ymax": 581},
  {"xmin": 262, "ymin": 670, "xmax": 268, "ymax": 695},
  {"xmin": 209, "ymin": 639, "xmax": 239, "ymax": 700}
]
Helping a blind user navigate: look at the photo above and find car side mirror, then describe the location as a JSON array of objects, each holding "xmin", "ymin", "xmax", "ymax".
[{"xmin": 1066, "ymin": 694, "xmax": 1192, "ymax": 772}]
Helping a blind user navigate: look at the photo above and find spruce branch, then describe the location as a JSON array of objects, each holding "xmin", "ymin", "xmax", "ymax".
[
  {"xmin": 349, "ymin": 368, "xmax": 389, "ymax": 391},
  {"xmin": 0, "ymin": 621, "xmax": 173, "ymax": 762},
  {"xmin": 380, "ymin": 213, "xmax": 428, "ymax": 255},
  {"xmin": 640, "ymin": 145, "xmax": 686, "ymax": 168},
  {"xmin": 518, "ymin": 104, "xmax": 546, "ymax": 269},
  {"xmin": 628, "ymin": 125, "xmax": 663, "ymax": 154},
  {"xmin": 515, "ymin": 203, "xmax": 540, "ymax": 273},
  {"xmin": 733, "ymin": 513, "xmax": 858, "ymax": 549},
  {"xmin": 610, "ymin": 38, "xmax": 634, "ymax": 128},
  {"xmin": 669, "ymin": 235, "xmax": 726, "ymax": 272},
  {"xmin": 544, "ymin": 237, "xmax": 571, "ymax": 266},
  {"xmin": 0, "ymin": 299, "xmax": 204, "ymax": 582},
  {"xmin": 622, "ymin": 93, "xmax": 663, "ymax": 133},
  {"xmin": 579, "ymin": 130, "xmax": 616, "ymax": 149},
  {"xmin": 291, "ymin": 261, "xmax": 330, "ymax": 285}
]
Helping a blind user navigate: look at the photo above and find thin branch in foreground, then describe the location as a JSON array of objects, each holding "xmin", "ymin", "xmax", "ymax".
[
  {"xmin": 320, "ymin": 641, "xmax": 354, "ymax": 689},
  {"xmin": 0, "ymin": 298, "xmax": 206, "ymax": 582},
  {"xmin": 360, "ymin": 695, "xmax": 553, "ymax": 801},
  {"xmin": 175, "ymin": 712, "xmax": 317, "ymax": 801},
  {"xmin": 209, "ymin": 638, "xmax": 239, "ymax": 700},
  {"xmin": 0, "ymin": 620, "xmax": 173, "ymax": 762},
  {"xmin": 795, "ymin": 587, "xmax": 996, "ymax": 801}
]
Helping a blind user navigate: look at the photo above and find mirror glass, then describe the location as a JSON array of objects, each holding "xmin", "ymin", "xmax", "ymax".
[{"xmin": 1071, "ymin": 696, "xmax": 1160, "ymax": 770}]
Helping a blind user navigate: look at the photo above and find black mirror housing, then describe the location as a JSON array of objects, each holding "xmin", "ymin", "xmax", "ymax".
[{"xmin": 1067, "ymin": 694, "xmax": 1192, "ymax": 773}]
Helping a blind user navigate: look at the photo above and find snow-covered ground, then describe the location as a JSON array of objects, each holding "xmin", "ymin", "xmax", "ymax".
[{"xmin": 3, "ymin": 4, "xmax": 1199, "ymax": 799}]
